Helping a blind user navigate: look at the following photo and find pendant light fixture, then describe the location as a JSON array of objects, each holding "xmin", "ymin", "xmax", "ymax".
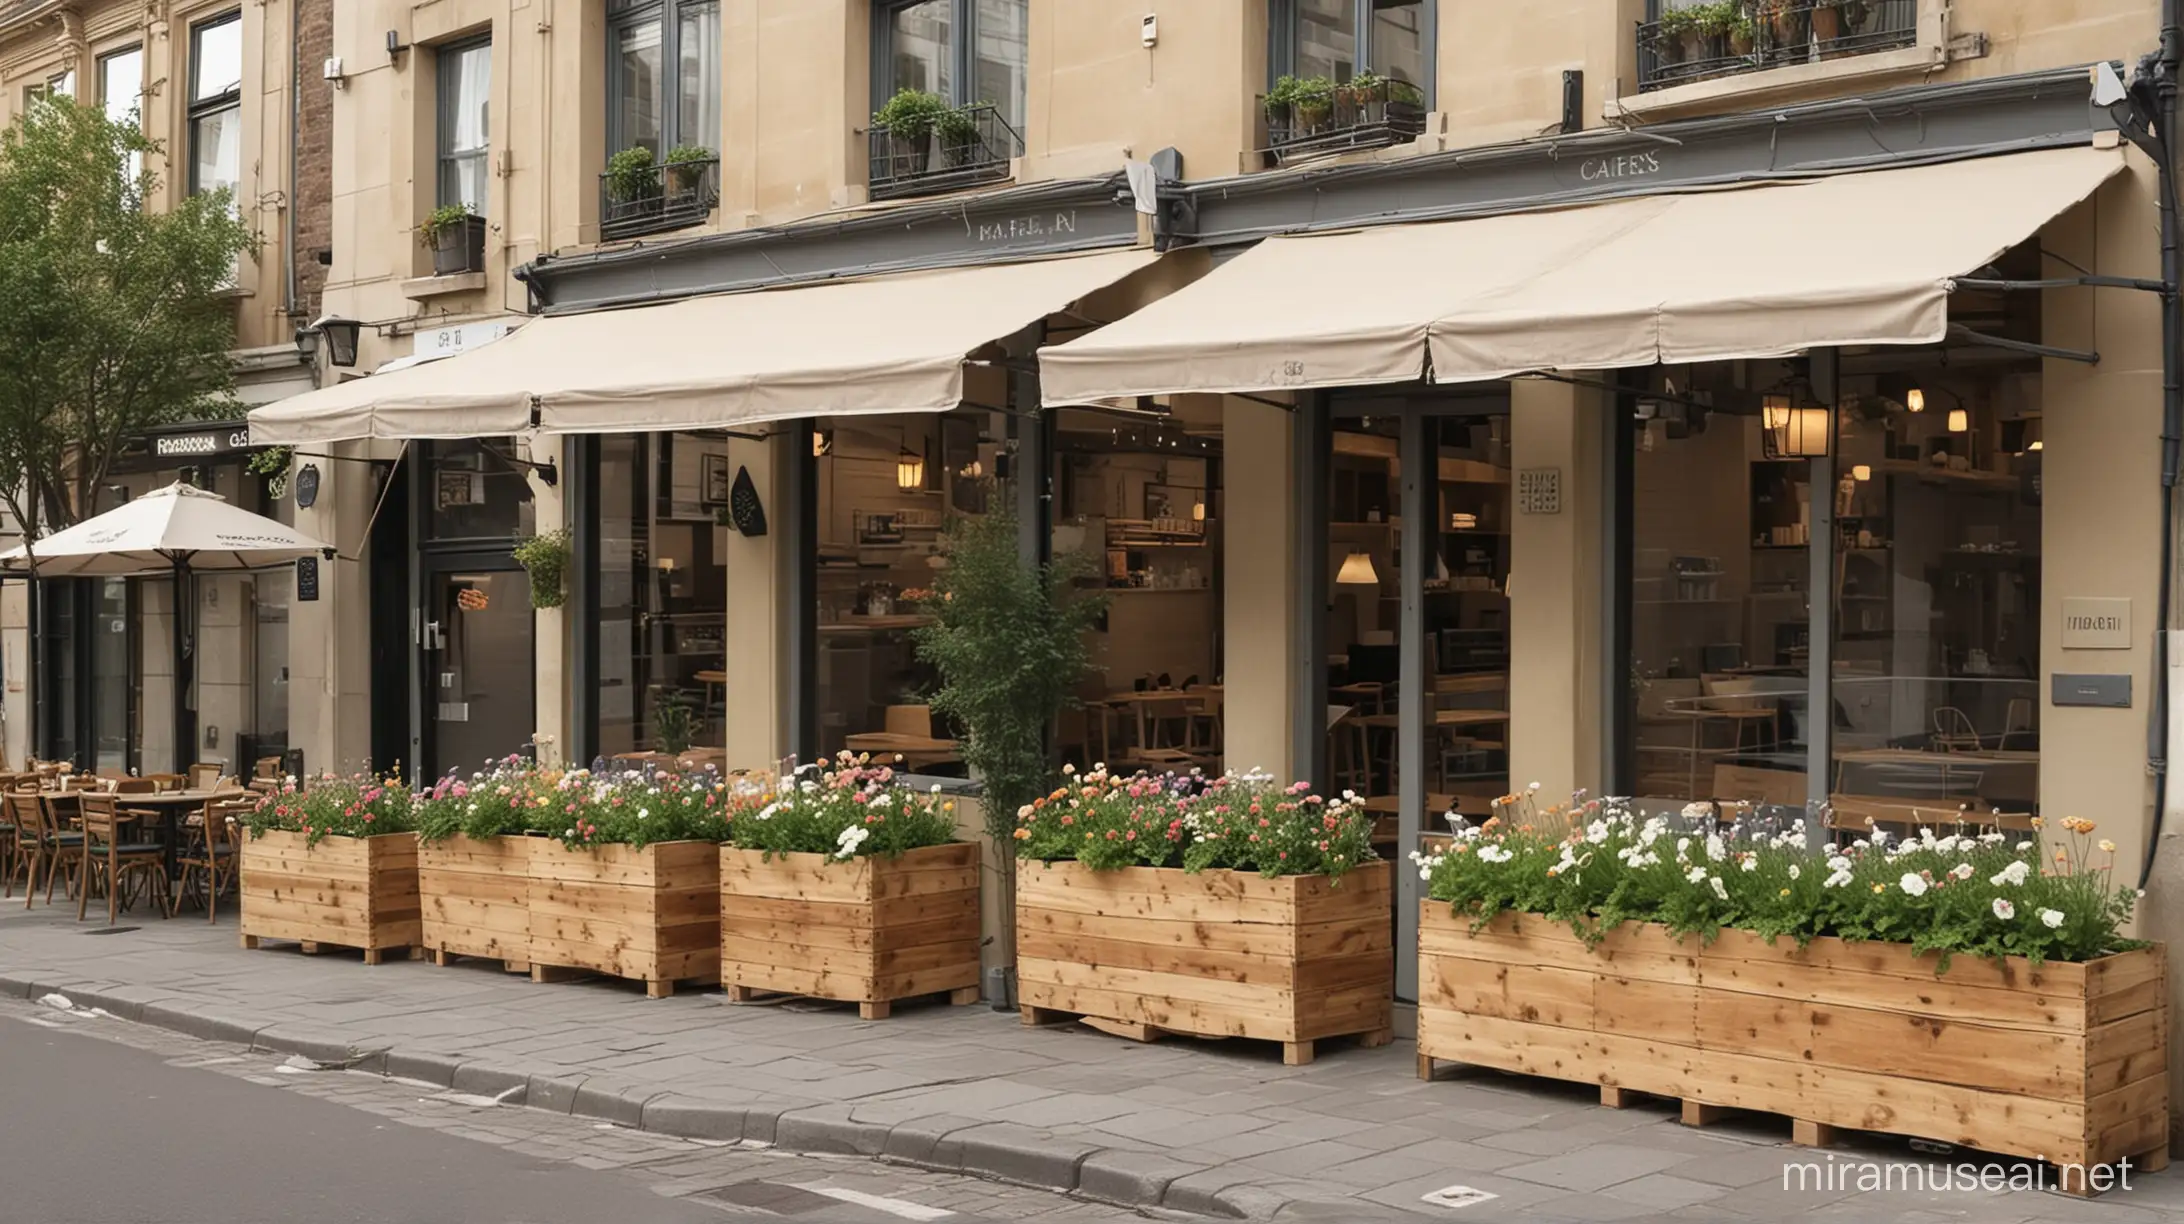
[{"xmin": 896, "ymin": 427, "xmax": 924, "ymax": 491}]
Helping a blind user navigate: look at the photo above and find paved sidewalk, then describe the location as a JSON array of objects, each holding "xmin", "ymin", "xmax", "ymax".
[{"xmin": 1, "ymin": 902, "xmax": 2178, "ymax": 1223}]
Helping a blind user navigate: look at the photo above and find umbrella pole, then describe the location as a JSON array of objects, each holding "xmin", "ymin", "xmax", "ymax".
[{"xmin": 171, "ymin": 559, "xmax": 192, "ymax": 775}]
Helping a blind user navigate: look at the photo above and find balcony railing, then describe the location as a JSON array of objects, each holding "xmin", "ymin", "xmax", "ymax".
[
  {"xmin": 868, "ymin": 103, "xmax": 1021, "ymax": 201},
  {"xmin": 598, "ymin": 155, "xmax": 720, "ymax": 242},
  {"xmin": 1265, "ymin": 76, "xmax": 1428, "ymax": 165},
  {"xmin": 1637, "ymin": 1, "xmax": 1918, "ymax": 93}
]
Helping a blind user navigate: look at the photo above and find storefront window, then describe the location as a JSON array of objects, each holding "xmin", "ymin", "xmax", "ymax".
[
  {"xmin": 423, "ymin": 438, "xmax": 535, "ymax": 541},
  {"xmin": 1049, "ymin": 406, "xmax": 1224, "ymax": 775},
  {"xmin": 587, "ymin": 431, "xmax": 729, "ymax": 765}
]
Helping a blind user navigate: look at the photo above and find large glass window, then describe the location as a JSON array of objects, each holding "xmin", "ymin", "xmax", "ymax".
[
  {"xmin": 99, "ymin": 47, "xmax": 143, "ymax": 187},
  {"xmin": 189, "ymin": 13, "xmax": 243, "ymax": 198},
  {"xmin": 609, "ymin": 0, "xmax": 719, "ymax": 158},
  {"xmin": 436, "ymin": 38, "xmax": 490, "ymax": 214},
  {"xmin": 24, "ymin": 67, "xmax": 76, "ymax": 109},
  {"xmin": 876, "ymin": 0, "xmax": 1027, "ymax": 134},
  {"xmin": 1272, "ymin": 0, "xmax": 1433, "ymax": 102}
]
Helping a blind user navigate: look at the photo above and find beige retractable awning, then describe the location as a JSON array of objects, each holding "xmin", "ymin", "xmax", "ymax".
[
  {"xmin": 1038, "ymin": 145, "xmax": 2126, "ymax": 404},
  {"xmin": 249, "ymin": 249, "xmax": 1166, "ymax": 445}
]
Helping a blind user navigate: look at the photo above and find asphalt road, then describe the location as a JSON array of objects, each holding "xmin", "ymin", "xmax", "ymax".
[{"xmin": 0, "ymin": 1018, "xmax": 729, "ymax": 1224}]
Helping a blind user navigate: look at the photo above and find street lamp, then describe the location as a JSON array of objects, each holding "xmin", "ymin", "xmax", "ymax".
[{"xmin": 303, "ymin": 314, "xmax": 363, "ymax": 368}]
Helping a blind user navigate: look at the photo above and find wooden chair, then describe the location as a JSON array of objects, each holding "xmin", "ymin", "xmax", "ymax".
[
  {"xmin": 111, "ymin": 778, "xmax": 158, "ymax": 795},
  {"xmin": 11, "ymin": 790, "xmax": 81, "ymax": 909},
  {"xmin": 1182, "ymin": 686, "xmax": 1224, "ymax": 764},
  {"xmin": 883, "ymin": 705, "xmax": 935, "ymax": 738},
  {"xmin": 187, "ymin": 764, "xmax": 224, "ymax": 791},
  {"xmin": 253, "ymin": 756, "xmax": 283, "ymax": 780},
  {"xmin": 178, "ymin": 798, "xmax": 249, "ymax": 921},
  {"xmin": 0, "ymin": 791, "xmax": 21, "ymax": 899},
  {"xmin": 76, "ymin": 793, "xmax": 169, "ymax": 925}
]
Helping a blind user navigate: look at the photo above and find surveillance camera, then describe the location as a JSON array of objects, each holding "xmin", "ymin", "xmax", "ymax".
[{"xmin": 2092, "ymin": 61, "xmax": 2128, "ymax": 108}]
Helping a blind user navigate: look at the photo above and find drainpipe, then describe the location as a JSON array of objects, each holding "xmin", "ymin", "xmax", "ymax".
[
  {"xmin": 285, "ymin": 0, "xmax": 302, "ymax": 328},
  {"xmin": 2147, "ymin": 5, "xmax": 2181, "ymax": 889}
]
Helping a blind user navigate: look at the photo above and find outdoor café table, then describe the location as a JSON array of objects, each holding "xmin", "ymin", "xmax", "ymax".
[{"xmin": 105, "ymin": 789, "xmax": 250, "ymax": 890}]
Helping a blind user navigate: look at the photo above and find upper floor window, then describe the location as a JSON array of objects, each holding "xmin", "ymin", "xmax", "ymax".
[
  {"xmin": 868, "ymin": 0, "xmax": 1025, "ymax": 199},
  {"xmin": 24, "ymin": 67, "xmax": 76, "ymax": 109},
  {"xmin": 188, "ymin": 13, "xmax": 243, "ymax": 198},
  {"xmin": 608, "ymin": 0, "xmax": 720, "ymax": 158},
  {"xmin": 437, "ymin": 38, "xmax": 491, "ymax": 215},
  {"xmin": 1265, "ymin": 1, "xmax": 1431, "ymax": 162},
  {"xmin": 1637, "ymin": 0, "xmax": 1919, "ymax": 93},
  {"xmin": 99, "ymin": 47, "xmax": 145, "ymax": 189}
]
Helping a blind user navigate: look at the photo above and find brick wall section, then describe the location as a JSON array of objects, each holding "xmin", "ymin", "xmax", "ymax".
[{"xmin": 293, "ymin": 0, "xmax": 333, "ymax": 323}]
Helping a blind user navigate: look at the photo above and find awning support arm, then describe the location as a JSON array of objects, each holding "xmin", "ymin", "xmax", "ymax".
[
  {"xmin": 1954, "ymin": 275, "xmax": 2169, "ymax": 293},
  {"xmin": 1944, "ymin": 323, "xmax": 2098, "ymax": 364}
]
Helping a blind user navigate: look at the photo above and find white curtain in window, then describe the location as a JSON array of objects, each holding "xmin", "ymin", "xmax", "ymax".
[
  {"xmin": 677, "ymin": 2, "xmax": 721, "ymax": 153},
  {"xmin": 193, "ymin": 107, "xmax": 241, "ymax": 198}
]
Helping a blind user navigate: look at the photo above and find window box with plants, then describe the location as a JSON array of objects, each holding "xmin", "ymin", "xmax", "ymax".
[
  {"xmin": 419, "ymin": 203, "xmax": 486, "ymax": 277},
  {"xmin": 1014, "ymin": 768, "xmax": 1393, "ymax": 1065},
  {"xmin": 598, "ymin": 145, "xmax": 719, "ymax": 242},
  {"xmin": 868, "ymin": 90, "xmax": 1019, "ymax": 200},
  {"xmin": 1265, "ymin": 71, "xmax": 1423, "ymax": 163},
  {"xmin": 718, "ymin": 753, "xmax": 982, "ymax": 1019},
  {"xmin": 1641, "ymin": 1, "xmax": 1916, "ymax": 91},
  {"xmin": 1414, "ymin": 798, "xmax": 2167, "ymax": 1190},
  {"xmin": 239, "ymin": 775, "xmax": 423, "ymax": 964}
]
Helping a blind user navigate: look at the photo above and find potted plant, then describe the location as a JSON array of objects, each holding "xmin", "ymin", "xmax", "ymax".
[
  {"xmin": 934, "ymin": 104, "xmax": 984, "ymax": 169},
  {"xmin": 1414, "ymin": 797, "xmax": 2167, "ymax": 1188},
  {"xmin": 414, "ymin": 756, "xmax": 548, "ymax": 972},
  {"xmin": 512, "ymin": 528, "xmax": 569, "ymax": 609},
  {"xmin": 1288, "ymin": 74, "xmax": 1335, "ymax": 132},
  {"xmin": 1653, "ymin": 7, "xmax": 1692, "ymax": 66},
  {"xmin": 1685, "ymin": 1, "xmax": 1732, "ymax": 63},
  {"xmin": 239, "ymin": 774, "xmax": 422, "ymax": 964},
  {"xmin": 418, "ymin": 202, "xmax": 484, "ymax": 277},
  {"xmin": 1809, "ymin": 0, "xmax": 1843, "ymax": 42},
  {"xmin": 719, "ymin": 753, "xmax": 980, "ymax": 1019},
  {"xmin": 651, "ymin": 688, "xmax": 696, "ymax": 755},
  {"xmin": 662, "ymin": 144, "xmax": 714, "ymax": 198},
  {"xmin": 1014, "ymin": 768, "xmax": 1393, "ymax": 1064},
  {"xmin": 1727, "ymin": 6, "xmax": 1757, "ymax": 57},
  {"xmin": 1756, "ymin": 0, "xmax": 1807, "ymax": 54},
  {"xmin": 872, "ymin": 88, "xmax": 952, "ymax": 177},
  {"xmin": 605, "ymin": 145, "xmax": 660, "ymax": 207}
]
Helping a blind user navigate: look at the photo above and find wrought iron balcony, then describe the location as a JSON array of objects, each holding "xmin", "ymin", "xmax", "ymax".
[
  {"xmin": 1264, "ymin": 76, "xmax": 1428, "ymax": 165},
  {"xmin": 1637, "ymin": 1, "xmax": 1918, "ymax": 93},
  {"xmin": 868, "ymin": 103, "xmax": 1021, "ymax": 201},
  {"xmin": 598, "ymin": 155, "xmax": 720, "ymax": 242}
]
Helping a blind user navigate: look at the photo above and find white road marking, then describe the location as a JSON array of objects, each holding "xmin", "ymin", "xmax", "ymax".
[{"xmin": 793, "ymin": 1183, "xmax": 954, "ymax": 1221}]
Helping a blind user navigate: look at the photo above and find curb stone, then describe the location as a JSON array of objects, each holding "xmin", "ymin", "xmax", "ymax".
[{"xmin": 0, "ymin": 976, "xmax": 1303, "ymax": 1218}]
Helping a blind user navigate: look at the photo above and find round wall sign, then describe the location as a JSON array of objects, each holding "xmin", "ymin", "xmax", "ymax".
[{"xmin": 295, "ymin": 463, "xmax": 322, "ymax": 508}]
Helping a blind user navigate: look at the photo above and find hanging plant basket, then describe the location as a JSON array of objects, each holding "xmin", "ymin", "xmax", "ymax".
[{"xmin": 511, "ymin": 529, "xmax": 570, "ymax": 609}]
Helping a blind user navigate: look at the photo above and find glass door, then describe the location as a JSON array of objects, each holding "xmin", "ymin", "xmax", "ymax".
[{"xmin": 420, "ymin": 558, "xmax": 536, "ymax": 781}]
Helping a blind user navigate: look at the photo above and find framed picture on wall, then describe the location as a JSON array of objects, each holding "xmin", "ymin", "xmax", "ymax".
[{"xmin": 701, "ymin": 453, "xmax": 731, "ymax": 505}]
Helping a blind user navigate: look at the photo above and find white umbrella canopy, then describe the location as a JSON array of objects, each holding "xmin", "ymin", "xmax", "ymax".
[{"xmin": 0, "ymin": 481, "xmax": 332, "ymax": 576}]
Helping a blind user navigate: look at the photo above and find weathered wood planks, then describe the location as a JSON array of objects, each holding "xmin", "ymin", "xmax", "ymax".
[
  {"xmin": 720, "ymin": 842, "xmax": 982, "ymax": 1018},
  {"xmin": 1416, "ymin": 905, "xmax": 2169, "ymax": 1188},
  {"xmin": 238, "ymin": 830, "xmax": 421, "ymax": 963},
  {"xmin": 1016, "ymin": 860, "xmax": 1393, "ymax": 1064}
]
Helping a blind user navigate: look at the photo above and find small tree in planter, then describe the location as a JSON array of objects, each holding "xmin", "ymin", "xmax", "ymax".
[
  {"xmin": 1013, "ymin": 768, "xmax": 1392, "ymax": 1063},
  {"xmin": 911, "ymin": 501, "xmax": 1103, "ymax": 983},
  {"xmin": 512, "ymin": 528, "xmax": 569, "ymax": 609},
  {"xmin": 872, "ymin": 88, "xmax": 952, "ymax": 177},
  {"xmin": 239, "ymin": 774, "xmax": 422, "ymax": 962},
  {"xmin": 418, "ymin": 202, "xmax": 485, "ymax": 276},
  {"xmin": 719, "ymin": 753, "xmax": 978, "ymax": 1017}
]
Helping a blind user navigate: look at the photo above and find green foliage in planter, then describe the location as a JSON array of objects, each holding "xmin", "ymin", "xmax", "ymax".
[
  {"xmin": 934, "ymin": 104, "xmax": 981, "ymax": 150},
  {"xmin": 416, "ymin": 755, "xmax": 550, "ymax": 842},
  {"xmin": 415, "ymin": 757, "xmax": 750, "ymax": 850},
  {"xmin": 605, "ymin": 146, "xmax": 659, "ymax": 202},
  {"xmin": 416, "ymin": 202, "xmax": 476, "ymax": 249},
  {"xmin": 1013, "ymin": 767, "xmax": 1377, "ymax": 881},
  {"xmin": 246, "ymin": 444, "xmax": 293, "ymax": 498},
  {"xmin": 664, "ymin": 144, "xmax": 713, "ymax": 166},
  {"xmin": 910, "ymin": 500, "xmax": 1103, "ymax": 845},
  {"xmin": 651, "ymin": 688, "xmax": 696, "ymax": 755},
  {"xmin": 244, "ymin": 772, "xmax": 417, "ymax": 848},
  {"xmin": 728, "ymin": 753, "xmax": 958, "ymax": 861},
  {"xmin": 872, "ymin": 88, "xmax": 952, "ymax": 141},
  {"xmin": 1684, "ymin": 1, "xmax": 1741, "ymax": 34},
  {"xmin": 511, "ymin": 528, "xmax": 570, "ymax": 609},
  {"xmin": 1266, "ymin": 73, "xmax": 1335, "ymax": 118},
  {"xmin": 1419, "ymin": 796, "xmax": 2142, "ymax": 968}
]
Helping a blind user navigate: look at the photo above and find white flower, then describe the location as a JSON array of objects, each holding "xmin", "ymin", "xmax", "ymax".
[
  {"xmin": 1704, "ymin": 834, "xmax": 1726, "ymax": 862},
  {"xmin": 1685, "ymin": 866, "xmax": 1709, "ymax": 884},
  {"xmin": 1787, "ymin": 864, "xmax": 1801, "ymax": 880},
  {"xmin": 1992, "ymin": 898, "xmax": 2016, "ymax": 920},
  {"xmin": 1739, "ymin": 856, "xmax": 1758, "ymax": 873},
  {"xmin": 2039, "ymin": 908, "xmax": 2066, "ymax": 929},
  {"xmin": 2016, "ymin": 841, "xmax": 2034, "ymax": 852},
  {"xmin": 1675, "ymin": 837, "xmax": 1692, "ymax": 860},
  {"xmin": 1826, "ymin": 855, "xmax": 1851, "ymax": 873},
  {"xmin": 1708, "ymin": 876, "xmax": 1728, "ymax": 901},
  {"xmin": 1898, "ymin": 872, "xmax": 1928, "ymax": 897},
  {"xmin": 1949, "ymin": 863, "xmax": 1973, "ymax": 881},
  {"xmin": 1823, "ymin": 869, "xmax": 1854, "ymax": 889},
  {"xmin": 834, "ymin": 825, "xmax": 871, "ymax": 859},
  {"xmin": 1528, "ymin": 781, "xmax": 1541, "ymax": 792},
  {"xmin": 1990, "ymin": 861, "xmax": 2030, "ymax": 888}
]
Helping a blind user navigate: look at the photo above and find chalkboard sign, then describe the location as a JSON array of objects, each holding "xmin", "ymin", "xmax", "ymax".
[
  {"xmin": 295, "ymin": 463, "xmax": 321, "ymax": 509},
  {"xmin": 729, "ymin": 465, "xmax": 767, "ymax": 537},
  {"xmin": 296, "ymin": 555, "xmax": 320, "ymax": 602}
]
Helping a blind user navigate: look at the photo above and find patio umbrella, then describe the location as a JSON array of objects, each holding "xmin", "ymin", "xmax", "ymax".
[{"xmin": 0, "ymin": 481, "xmax": 335, "ymax": 772}]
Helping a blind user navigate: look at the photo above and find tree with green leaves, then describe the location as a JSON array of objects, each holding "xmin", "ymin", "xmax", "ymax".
[
  {"xmin": 912, "ymin": 495, "xmax": 1105, "ymax": 966},
  {"xmin": 0, "ymin": 97, "xmax": 256, "ymax": 535}
]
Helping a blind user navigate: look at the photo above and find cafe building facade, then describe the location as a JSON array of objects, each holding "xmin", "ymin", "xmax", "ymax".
[{"xmin": 248, "ymin": 0, "xmax": 2184, "ymax": 1024}]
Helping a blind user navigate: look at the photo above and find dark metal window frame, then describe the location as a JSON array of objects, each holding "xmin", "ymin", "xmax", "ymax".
[
  {"xmin": 97, "ymin": 45, "xmax": 144, "ymax": 123},
  {"xmin": 869, "ymin": 0, "xmax": 1027, "ymax": 114},
  {"xmin": 606, "ymin": 0, "xmax": 719, "ymax": 157},
  {"xmin": 435, "ymin": 35, "xmax": 491, "ymax": 213},
  {"xmin": 186, "ymin": 12, "xmax": 242, "ymax": 196},
  {"xmin": 1267, "ymin": 0, "xmax": 1437, "ymax": 109}
]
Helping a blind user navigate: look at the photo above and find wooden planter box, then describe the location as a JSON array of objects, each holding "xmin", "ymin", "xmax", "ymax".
[
  {"xmin": 1016, "ymin": 860, "xmax": 1394, "ymax": 1065},
  {"xmin": 528, "ymin": 840, "xmax": 720, "ymax": 998},
  {"xmin": 418, "ymin": 833, "xmax": 535, "ymax": 972},
  {"xmin": 1418, "ymin": 907, "xmax": 2171, "ymax": 1190},
  {"xmin": 239, "ymin": 830, "xmax": 421, "ymax": 963},
  {"xmin": 719, "ymin": 842, "xmax": 983, "ymax": 1019}
]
